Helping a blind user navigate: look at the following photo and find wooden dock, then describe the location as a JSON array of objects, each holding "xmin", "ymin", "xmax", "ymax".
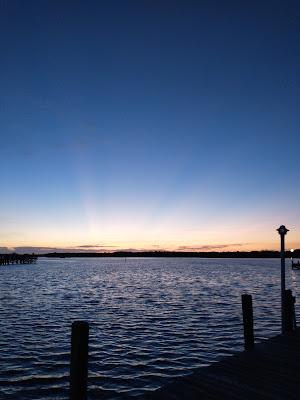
[
  {"xmin": 0, "ymin": 254, "xmax": 38, "ymax": 265},
  {"xmin": 142, "ymin": 329, "xmax": 300, "ymax": 400}
]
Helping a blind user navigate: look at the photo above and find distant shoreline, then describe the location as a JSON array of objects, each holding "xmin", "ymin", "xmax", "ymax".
[{"xmin": 40, "ymin": 250, "xmax": 299, "ymax": 259}]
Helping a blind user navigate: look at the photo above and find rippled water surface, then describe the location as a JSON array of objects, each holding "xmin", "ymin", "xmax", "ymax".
[{"xmin": 0, "ymin": 257, "xmax": 299, "ymax": 399}]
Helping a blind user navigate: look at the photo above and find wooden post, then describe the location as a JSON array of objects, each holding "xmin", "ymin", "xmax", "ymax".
[
  {"xmin": 242, "ymin": 294, "xmax": 254, "ymax": 350},
  {"xmin": 292, "ymin": 295, "xmax": 297, "ymax": 330},
  {"xmin": 70, "ymin": 321, "xmax": 89, "ymax": 400},
  {"xmin": 284, "ymin": 290, "xmax": 295, "ymax": 333}
]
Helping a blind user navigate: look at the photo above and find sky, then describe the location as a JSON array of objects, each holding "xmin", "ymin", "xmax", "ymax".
[{"xmin": 1, "ymin": 0, "xmax": 300, "ymax": 253}]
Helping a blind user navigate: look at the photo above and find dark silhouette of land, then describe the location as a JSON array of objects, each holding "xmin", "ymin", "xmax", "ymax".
[{"xmin": 42, "ymin": 250, "xmax": 300, "ymax": 258}]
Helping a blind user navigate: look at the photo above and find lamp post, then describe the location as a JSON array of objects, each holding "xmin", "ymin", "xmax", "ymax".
[{"xmin": 277, "ymin": 225, "xmax": 289, "ymax": 333}]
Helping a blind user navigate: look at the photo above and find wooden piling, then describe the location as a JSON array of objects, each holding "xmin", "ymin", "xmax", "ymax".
[
  {"xmin": 70, "ymin": 321, "xmax": 89, "ymax": 400},
  {"xmin": 284, "ymin": 290, "xmax": 296, "ymax": 333},
  {"xmin": 242, "ymin": 294, "xmax": 254, "ymax": 350}
]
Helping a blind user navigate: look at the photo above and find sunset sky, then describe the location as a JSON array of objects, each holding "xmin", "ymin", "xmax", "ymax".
[{"xmin": 1, "ymin": 1, "xmax": 300, "ymax": 253}]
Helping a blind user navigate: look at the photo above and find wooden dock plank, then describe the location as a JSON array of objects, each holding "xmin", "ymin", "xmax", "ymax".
[{"xmin": 141, "ymin": 329, "xmax": 300, "ymax": 400}]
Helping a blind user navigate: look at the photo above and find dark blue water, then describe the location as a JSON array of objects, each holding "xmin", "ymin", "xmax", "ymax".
[{"xmin": 0, "ymin": 257, "xmax": 298, "ymax": 399}]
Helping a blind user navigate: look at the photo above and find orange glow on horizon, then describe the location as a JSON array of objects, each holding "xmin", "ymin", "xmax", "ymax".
[
  {"xmin": 3, "ymin": 237, "xmax": 300, "ymax": 253},
  {"xmin": 2, "ymin": 212, "xmax": 300, "ymax": 253}
]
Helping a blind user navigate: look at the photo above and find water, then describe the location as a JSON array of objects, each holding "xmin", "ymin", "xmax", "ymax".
[{"xmin": 0, "ymin": 257, "xmax": 299, "ymax": 399}]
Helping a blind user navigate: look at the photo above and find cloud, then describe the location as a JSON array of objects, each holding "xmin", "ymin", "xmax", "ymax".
[
  {"xmin": 0, "ymin": 247, "xmax": 13, "ymax": 253},
  {"xmin": 0, "ymin": 243, "xmax": 247, "ymax": 254},
  {"xmin": 113, "ymin": 248, "xmax": 147, "ymax": 252},
  {"xmin": 176, "ymin": 244, "xmax": 245, "ymax": 251},
  {"xmin": 2, "ymin": 246, "xmax": 66, "ymax": 254},
  {"xmin": 0, "ymin": 245, "xmax": 124, "ymax": 254},
  {"xmin": 76, "ymin": 244, "xmax": 119, "ymax": 248}
]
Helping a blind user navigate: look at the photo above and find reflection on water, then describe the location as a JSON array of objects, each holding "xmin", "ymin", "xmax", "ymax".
[{"xmin": 0, "ymin": 257, "xmax": 298, "ymax": 399}]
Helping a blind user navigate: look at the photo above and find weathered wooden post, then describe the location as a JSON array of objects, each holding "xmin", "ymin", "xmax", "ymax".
[
  {"xmin": 277, "ymin": 225, "xmax": 289, "ymax": 334},
  {"xmin": 284, "ymin": 290, "xmax": 296, "ymax": 333},
  {"xmin": 292, "ymin": 294, "xmax": 297, "ymax": 330},
  {"xmin": 70, "ymin": 321, "xmax": 89, "ymax": 400},
  {"xmin": 242, "ymin": 294, "xmax": 254, "ymax": 350}
]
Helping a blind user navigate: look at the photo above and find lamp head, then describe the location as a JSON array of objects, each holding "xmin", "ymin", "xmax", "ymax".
[{"xmin": 277, "ymin": 225, "xmax": 289, "ymax": 235}]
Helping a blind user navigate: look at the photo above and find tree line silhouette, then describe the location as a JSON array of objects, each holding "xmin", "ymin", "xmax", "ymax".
[{"xmin": 42, "ymin": 250, "xmax": 300, "ymax": 258}]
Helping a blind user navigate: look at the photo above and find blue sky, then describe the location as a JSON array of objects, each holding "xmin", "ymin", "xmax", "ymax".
[{"xmin": 1, "ymin": 1, "xmax": 300, "ymax": 252}]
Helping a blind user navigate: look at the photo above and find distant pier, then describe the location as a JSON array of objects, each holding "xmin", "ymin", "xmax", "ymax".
[
  {"xmin": 0, "ymin": 254, "xmax": 38, "ymax": 265},
  {"xmin": 292, "ymin": 260, "xmax": 300, "ymax": 270}
]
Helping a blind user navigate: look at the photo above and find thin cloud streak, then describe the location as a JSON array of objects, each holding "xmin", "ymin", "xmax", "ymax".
[
  {"xmin": 0, "ymin": 246, "xmax": 117, "ymax": 254},
  {"xmin": 176, "ymin": 244, "xmax": 246, "ymax": 251},
  {"xmin": 0, "ymin": 243, "xmax": 248, "ymax": 254},
  {"xmin": 75, "ymin": 244, "xmax": 119, "ymax": 248}
]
